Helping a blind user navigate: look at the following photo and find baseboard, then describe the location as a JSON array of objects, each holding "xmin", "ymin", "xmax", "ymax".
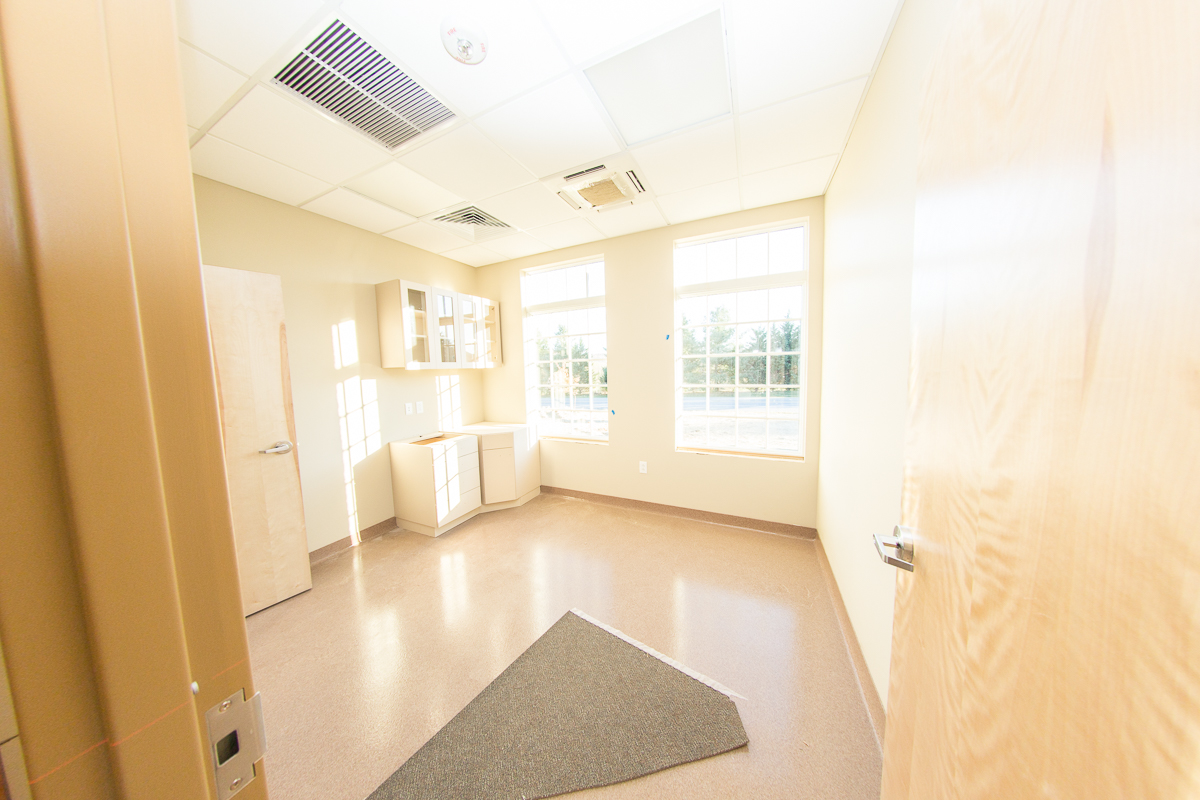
[
  {"xmin": 540, "ymin": 486, "xmax": 817, "ymax": 539},
  {"xmin": 813, "ymin": 535, "xmax": 886, "ymax": 752},
  {"xmin": 359, "ymin": 517, "xmax": 397, "ymax": 542},
  {"xmin": 309, "ymin": 535, "xmax": 351, "ymax": 566},
  {"xmin": 397, "ymin": 508, "xmax": 481, "ymax": 538},
  {"xmin": 480, "ymin": 485, "xmax": 541, "ymax": 513}
]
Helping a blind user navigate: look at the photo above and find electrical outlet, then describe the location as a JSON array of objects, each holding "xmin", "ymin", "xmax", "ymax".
[
  {"xmin": 405, "ymin": 403, "xmax": 413, "ymax": 415},
  {"xmin": 416, "ymin": 401, "xmax": 424, "ymax": 413},
  {"xmin": 639, "ymin": 461, "xmax": 647, "ymax": 474}
]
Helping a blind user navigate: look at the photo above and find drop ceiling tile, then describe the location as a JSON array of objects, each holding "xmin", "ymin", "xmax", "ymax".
[
  {"xmin": 585, "ymin": 11, "xmax": 731, "ymax": 145},
  {"xmin": 533, "ymin": 0, "xmax": 719, "ymax": 66},
  {"xmin": 476, "ymin": 183, "xmax": 577, "ymax": 231},
  {"xmin": 341, "ymin": 0, "xmax": 570, "ymax": 117},
  {"xmin": 345, "ymin": 162, "xmax": 463, "ymax": 218},
  {"xmin": 656, "ymin": 179, "xmax": 742, "ymax": 225},
  {"xmin": 399, "ymin": 125, "xmax": 534, "ymax": 202},
  {"xmin": 729, "ymin": 0, "xmax": 898, "ymax": 111},
  {"xmin": 177, "ymin": 43, "xmax": 247, "ymax": 129},
  {"xmin": 740, "ymin": 155, "xmax": 839, "ymax": 210},
  {"xmin": 630, "ymin": 119, "xmax": 737, "ymax": 196},
  {"xmin": 737, "ymin": 79, "xmax": 866, "ymax": 176},
  {"xmin": 208, "ymin": 86, "xmax": 390, "ymax": 184},
  {"xmin": 174, "ymin": 0, "xmax": 324, "ymax": 76},
  {"xmin": 384, "ymin": 222, "xmax": 472, "ymax": 254},
  {"xmin": 190, "ymin": 135, "xmax": 330, "ymax": 205},
  {"xmin": 589, "ymin": 202, "xmax": 667, "ymax": 238},
  {"xmin": 301, "ymin": 189, "xmax": 416, "ymax": 234},
  {"xmin": 475, "ymin": 75, "xmax": 621, "ymax": 179},
  {"xmin": 485, "ymin": 233, "xmax": 551, "ymax": 260},
  {"xmin": 443, "ymin": 244, "xmax": 505, "ymax": 268},
  {"xmin": 528, "ymin": 218, "xmax": 604, "ymax": 250}
]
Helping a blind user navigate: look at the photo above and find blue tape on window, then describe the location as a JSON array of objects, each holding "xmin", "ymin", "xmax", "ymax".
[
  {"xmin": 666, "ymin": 334, "xmax": 670, "ymax": 339},
  {"xmin": 611, "ymin": 409, "xmax": 615, "ymax": 414}
]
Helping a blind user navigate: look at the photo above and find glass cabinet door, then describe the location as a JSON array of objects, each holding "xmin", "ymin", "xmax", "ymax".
[
  {"xmin": 460, "ymin": 294, "xmax": 481, "ymax": 368},
  {"xmin": 480, "ymin": 297, "xmax": 502, "ymax": 367},
  {"xmin": 400, "ymin": 281, "xmax": 433, "ymax": 368},
  {"xmin": 432, "ymin": 289, "xmax": 460, "ymax": 367}
]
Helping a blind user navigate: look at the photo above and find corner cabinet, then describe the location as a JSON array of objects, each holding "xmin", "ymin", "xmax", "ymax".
[{"xmin": 376, "ymin": 280, "xmax": 502, "ymax": 370}]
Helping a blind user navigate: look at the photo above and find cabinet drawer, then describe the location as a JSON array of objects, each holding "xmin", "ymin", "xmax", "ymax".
[
  {"xmin": 433, "ymin": 449, "xmax": 480, "ymax": 486},
  {"xmin": 439, "ymin": 483, "xmax": 481, "ymax": 526},
  {"xmin": 478, "ymin": 429, "xmax": 514, "ymax": 450}
]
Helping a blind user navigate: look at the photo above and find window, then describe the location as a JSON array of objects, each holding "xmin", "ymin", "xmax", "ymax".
[
  {"xmin": 522, "ymin": 259, "xmax": 608, "ymax": 440},
  {"xmin": 674, "ymin": 224, "xmax": 807, "ymax": 457}
]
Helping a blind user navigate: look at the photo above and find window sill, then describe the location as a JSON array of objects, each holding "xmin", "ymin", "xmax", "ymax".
[
  {"xmin": 676, "ymin": 447, "xmax": 804, "ymax": 462},
  {"xmin": 540, "ymin": 436, "xmax": 609, "ymax": 446}
]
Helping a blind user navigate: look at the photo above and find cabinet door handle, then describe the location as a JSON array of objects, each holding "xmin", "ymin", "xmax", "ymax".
[
  {"xmin": 258, "ymin": 440, "xmax": 293, "ymax": 455},
  {"xmin": 874, "ymin": 525, "xmax": 915, "ymax": 571}
]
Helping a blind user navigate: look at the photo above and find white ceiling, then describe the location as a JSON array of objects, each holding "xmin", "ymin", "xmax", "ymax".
[{"xmin": 178, "ymin": 0, "xmax": 902, "ymax": 267}]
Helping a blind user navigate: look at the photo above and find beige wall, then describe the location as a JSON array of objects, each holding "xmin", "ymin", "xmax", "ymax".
[
  {"xmin": 477, "ymin": 199, "xmax": 824, "ymax": 528},
  {"xmin": 193, "ymin": 177, "xmax": 485, "ymax": 552},
  {"xmin": 819, "ymin": 0, "xmax": 958, "ymax": 704}
]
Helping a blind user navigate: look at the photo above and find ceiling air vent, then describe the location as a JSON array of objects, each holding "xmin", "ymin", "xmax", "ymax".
[
  {"xmin": 430, "ymin": 206, "xmax": 512, "ymax": 243},
  {"xmin": 275, "ymin": 20, "xmax": 455, "ymax": 150}
]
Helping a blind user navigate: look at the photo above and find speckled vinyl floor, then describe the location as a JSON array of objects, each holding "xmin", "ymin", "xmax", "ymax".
[{"xmin": 246, "ymin": 492, "xmax": 882, "ymax": 800}]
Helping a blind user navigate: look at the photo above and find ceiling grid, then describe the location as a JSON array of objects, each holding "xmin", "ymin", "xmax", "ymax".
[{"xmin": 178, "ymin": 0, "xmax": 905, "ymax": 266}]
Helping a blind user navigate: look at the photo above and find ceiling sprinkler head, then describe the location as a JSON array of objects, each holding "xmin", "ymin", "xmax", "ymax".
[{"xmin": 441, "ymin": 18, "xmax": 488, "ymax": 65}]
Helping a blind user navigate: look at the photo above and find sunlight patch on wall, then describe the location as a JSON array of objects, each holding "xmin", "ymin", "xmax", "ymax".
[
  {"xmin": 333, "ymin": 319, "xmax": 380, "ymax": 543},
  {"xmin": 436, "ymin": 374, "xmax": 463, "ymax": 430}
]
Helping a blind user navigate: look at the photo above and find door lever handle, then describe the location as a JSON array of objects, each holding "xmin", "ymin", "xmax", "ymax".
[
  {"xmin": 259, "ymin": 440, "xmax": 293, "ymax": 455},
  {"xmin": 874, "ymin": 525, "xmax": 915, "ymax": 571}
]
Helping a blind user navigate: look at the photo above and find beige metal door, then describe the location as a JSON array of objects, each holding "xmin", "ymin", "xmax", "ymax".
[
  {"xmin": 880, "ymin": 1, "xmax": 1200, "ymax": 797},
  {"xmin": 204, "ymin": 265, "xmax": 312, "ymax": 616}
]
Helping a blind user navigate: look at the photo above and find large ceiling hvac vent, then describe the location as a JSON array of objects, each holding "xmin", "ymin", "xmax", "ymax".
[
  {"xmin": 430, "ymin": 206, "xmax": 512, "ymax": 243},
  {"xmin": 275, "ymin": 20, "xmax": 455, "ymax": 150},
  {"xmin": 547, "ymin": 157, "xmax": 650, "ymax": 212}
]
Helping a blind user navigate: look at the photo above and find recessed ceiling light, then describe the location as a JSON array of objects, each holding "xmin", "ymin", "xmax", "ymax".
[
  {"xmin": 585, "ymin": 11, "xmax": 731, "ymax": 145},
  {"xmin": 440, "ymin": 17, "xmax": 489, "ymax": 65}
]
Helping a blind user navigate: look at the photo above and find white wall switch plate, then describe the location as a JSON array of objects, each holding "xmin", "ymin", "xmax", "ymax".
[
  {"xmin": 416, "ymin": 401, "xmax": 424, "ymax": 413},
  {"xmin": 639, "ymin": 461, "xmax": 647, "ymax": 474},
  {"xmin": 405, "ymin": 403, "xmax": 413, "ymax": 415}
]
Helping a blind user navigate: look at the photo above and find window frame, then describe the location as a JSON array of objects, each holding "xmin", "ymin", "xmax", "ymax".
[
  {"xmin": 521, "ymin": 256, "xmax": 609, "ymax": 443},
  {"xmin": 673, "ymin": 219, "xmax": 810, "ymax": 460}
]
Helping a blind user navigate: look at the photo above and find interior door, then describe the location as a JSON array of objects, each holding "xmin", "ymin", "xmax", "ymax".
[
  {"xmin": 203, "ymin": 265, "xmax": 312, "ymax": 616},
  {"xmin": 880, "ymin": 1, "xmax": 1200, "ymax": 798}
]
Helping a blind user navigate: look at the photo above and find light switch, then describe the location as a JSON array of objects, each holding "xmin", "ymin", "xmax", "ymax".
[
  {"xmin": 417, "ymin": 401, "xmax": 424, "ymax": 413},
  {"xmin": 405, "ymin": 403, "xmax": 413, "ymax": 415}
]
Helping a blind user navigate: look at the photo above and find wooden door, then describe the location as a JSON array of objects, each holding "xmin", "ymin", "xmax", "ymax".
[
  {"xmin": 203, "ymin": 266, "xmax": 312, "ymax": 616},
  {"xmin": 881, "ymin": 1, "xmax": 1200, "ymax": 798}
]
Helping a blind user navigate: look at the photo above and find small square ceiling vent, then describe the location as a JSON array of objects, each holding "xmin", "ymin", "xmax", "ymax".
[
  {"xmin": 543, "ymin": 156, "xmax": 651, "ymax": 212},
  {"xmin": 275, "ymin": 20, "xmax": 454, "ymax": 150},
  {"xmin": 429, "ymin": 206, "xmax": 512, "ymax": 243}
]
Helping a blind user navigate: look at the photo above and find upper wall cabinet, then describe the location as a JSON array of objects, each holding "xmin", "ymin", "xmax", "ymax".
[
  {"xmin": 480, "ymin": 297, "xmax": 502, "ymax": 368},
  {"xmin": 375, "ymin": 280, "xmax": 502, "ymax": 370},
  {"xmin": 377, "ymin": 280, "xmax": 433, "ymax": 369},
  {"xmin": 431, "ymin": 288, "xmax": 460, "ymax": 368}
]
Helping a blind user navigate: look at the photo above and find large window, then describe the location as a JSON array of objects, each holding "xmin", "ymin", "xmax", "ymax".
[
  {"xmin": 523, "ymin": 259, "xmax": 608, "ymax": 440},
  {"xmin": 675, "ymin": 224, "xmax": 807, "ymax": 457}
]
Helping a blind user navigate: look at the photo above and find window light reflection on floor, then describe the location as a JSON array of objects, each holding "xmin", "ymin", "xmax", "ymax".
[{"xmin": 439, "ymin": 550, "xmax": 469, "ymax": 626}]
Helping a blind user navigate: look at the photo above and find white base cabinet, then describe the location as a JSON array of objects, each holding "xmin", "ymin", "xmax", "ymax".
[
  {"xmin": 448, "ymin": 423, "xmax": 540, "ymax": 507},
  {"xmin": 389, "ymin": 433, "xmax": 481, "ymax": 537},
  {"xmin": 388, "ymin": 424, "xmax": 540, "ymax": 538}
]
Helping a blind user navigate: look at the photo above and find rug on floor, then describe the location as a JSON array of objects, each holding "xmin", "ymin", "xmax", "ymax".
[{"xmin": 368, "ymin": 610, "xmax": 749, "ymax": 800}]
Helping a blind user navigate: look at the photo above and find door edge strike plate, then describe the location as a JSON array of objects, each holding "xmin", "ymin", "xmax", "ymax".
[
  {"xmin": 205, "ymin": 690, "xmax": 267, "ymax": 800},
  {"xmin": 874, "ymin": 525, "xmax": 915, "ymax": 571}
]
